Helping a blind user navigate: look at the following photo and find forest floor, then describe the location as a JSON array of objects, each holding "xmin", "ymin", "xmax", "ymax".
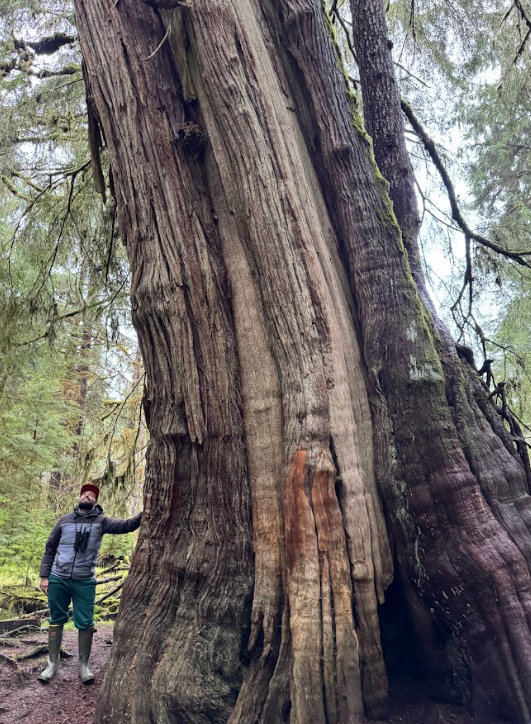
[
  {"xmin": 0, "ymin": 625, "xmax": 111, "ymax": 724},
  {"xmin": 0, "ymin": 624, "xmax": 507, "ymax": 724}
]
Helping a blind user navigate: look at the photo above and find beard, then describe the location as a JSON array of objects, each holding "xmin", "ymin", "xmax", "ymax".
[{"xmin": 78, "ymin": 500, "xmax": 95, "ymax": 511}]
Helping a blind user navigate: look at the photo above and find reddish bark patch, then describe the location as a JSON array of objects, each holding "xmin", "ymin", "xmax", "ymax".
[
  {"xmin": 0, "ymin": 627, "xmax": 112, "ymax": 724},
  {"xmin": 285, "ymin": 448, "xmax": 310, "ymax": 577}
]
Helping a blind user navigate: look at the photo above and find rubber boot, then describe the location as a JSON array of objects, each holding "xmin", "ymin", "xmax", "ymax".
[
  {"xmin": 38, "ymin": 624, "xmax": 63, "ymax": 682},
  {"xmin": 78, "ymin": 628, "xmax": 95, "ymax": 684}
]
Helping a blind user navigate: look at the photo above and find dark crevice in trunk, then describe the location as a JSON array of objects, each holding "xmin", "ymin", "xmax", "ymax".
[{"xmin": 378, "ymin": 574, "xmax": 420, "ymax": 682}]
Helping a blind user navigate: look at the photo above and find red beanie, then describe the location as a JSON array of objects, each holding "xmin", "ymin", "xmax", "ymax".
[{"xmin": 80, "ymin": 483, "xmax": 100, "ymax": 499}]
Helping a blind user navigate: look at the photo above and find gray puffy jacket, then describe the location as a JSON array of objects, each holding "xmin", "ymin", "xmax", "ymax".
[{"xmin": 39, "ymin": 505, "xmax": 142, "ymax": 580}]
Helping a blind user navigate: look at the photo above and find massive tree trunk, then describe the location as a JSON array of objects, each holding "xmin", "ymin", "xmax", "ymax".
[{"xmin": 73, "ymin": 0, "xmax": 531, "ymax": 722}]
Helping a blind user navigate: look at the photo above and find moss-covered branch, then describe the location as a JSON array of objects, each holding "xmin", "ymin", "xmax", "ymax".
[{"xmin": 17, "ymin": 33, "xmax": 78, "ymax": 54}]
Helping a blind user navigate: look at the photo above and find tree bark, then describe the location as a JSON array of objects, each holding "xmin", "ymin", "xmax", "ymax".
[
  {"xmin": 72, "ymin": 0, "xmax": 531, "ymax": 722},
  {"xmin": 351, "ymin": 1, "xmax": 531, "ymax": 714}
]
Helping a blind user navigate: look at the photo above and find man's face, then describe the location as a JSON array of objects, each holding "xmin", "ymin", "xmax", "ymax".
[{"xmin": 79, "ymin": 490, "xmax": 97, "ymax": 509}]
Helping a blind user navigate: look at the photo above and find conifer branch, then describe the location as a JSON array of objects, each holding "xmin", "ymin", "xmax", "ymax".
[
  {"xmin": 514, "ymin": 0, "xmax": 531, "ymax": 35},
  {"xmin": 401, "ymin": 99, "xmax": 531, "ymax": 269}
]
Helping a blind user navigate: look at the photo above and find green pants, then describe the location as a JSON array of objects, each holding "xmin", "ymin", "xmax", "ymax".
[{"xmin": 48, "ymin": 574, "xmax": 96, "ymax": 630}]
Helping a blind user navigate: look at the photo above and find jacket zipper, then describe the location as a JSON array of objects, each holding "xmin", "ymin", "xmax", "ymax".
[
  {"xmin": 70, "ymin": 512, "xmax": 92, "ymax": 579},
  {"xmin": 70, "ymin": 547, "xmax": 79, "ymax": 579}
]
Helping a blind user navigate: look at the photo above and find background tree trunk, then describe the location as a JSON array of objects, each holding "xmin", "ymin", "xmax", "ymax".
[
  {"xmin": 351, "ymin": 0, "xmax": 531, "ymax": 714},
  {"xmin": 73, "ymin": 0, "xmax": 531, "ymax": 722}
]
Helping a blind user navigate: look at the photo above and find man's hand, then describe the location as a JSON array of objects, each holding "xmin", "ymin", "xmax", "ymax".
[{"xmin": 39, "ymin": 577, "xmax": 49, "ymax": 594}]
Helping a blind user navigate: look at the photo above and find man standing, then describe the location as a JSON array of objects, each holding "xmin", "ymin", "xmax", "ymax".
[{"xmin": 38, "ymin": 483, "xmax": 142, "ymax": 683}]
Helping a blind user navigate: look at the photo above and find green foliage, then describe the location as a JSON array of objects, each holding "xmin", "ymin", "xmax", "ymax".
[
  {"xmin": 0, "ymin": 0, "xmax": 146, "ymax": 594},
  {"xmin": 491, "ymin": 281, "xmax": 531, "ymax": 422},
  {"xmin": 0, "ymin": 494, "xmax": 56, "ymax": 586}
]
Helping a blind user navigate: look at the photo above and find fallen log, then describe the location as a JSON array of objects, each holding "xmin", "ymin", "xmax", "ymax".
[
  {"xmin": 0, "ymin": 619, "xmax": 39, "ymax": 634},
  {"xmin": 95, "ymin": 581, "xmax": 123, "ymax": 605},
  {"xmin": 0, "ymin": 651, "xmax": 19, "ymax": 669},
  {"xmin": 95, "ymin": 575, "xmax": 123, "ymax": 585}
]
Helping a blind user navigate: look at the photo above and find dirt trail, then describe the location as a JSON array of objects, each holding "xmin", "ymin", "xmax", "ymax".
[
  {"xmin": 0, "ymin": 626, "xmax": 506, "ymax": 724},
  {"xmin": 0, "ymin": 627, "xmax": 111, "ymax": 724}
]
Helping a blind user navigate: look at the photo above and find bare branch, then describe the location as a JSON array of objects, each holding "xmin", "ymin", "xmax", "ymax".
[
  {"xmin": 514, "ymin": 0, "xmax": 531, "ymax": 35},
  {"xmin": 330, "ymin": 5, "xmax": 358, "ymax": 64},
  {"xmin": 95, "ymin": 581, "xmax": 124, "ymax": 605},
  {"xmin": 394, "ymin": 61, "xmax": 431, "ymax": 88},
  {"xmin": 512, "ymin": 27, "xmax": 531, "ymax": 67},
  {"xmin": 401, "ymin": 99, "xmax": 531, "ymax": 268}
]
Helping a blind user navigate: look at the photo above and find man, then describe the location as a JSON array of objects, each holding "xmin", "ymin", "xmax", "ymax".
[{"xmin": 38, "ymin": 483, "xmax": 142, "ymax": 684}]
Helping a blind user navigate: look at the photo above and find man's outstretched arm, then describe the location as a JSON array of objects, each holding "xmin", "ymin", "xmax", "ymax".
[{"xmin": 102, "ymin": 512, "xmax": 142, "ymax": 535}]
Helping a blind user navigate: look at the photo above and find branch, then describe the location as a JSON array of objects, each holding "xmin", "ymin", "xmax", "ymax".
[
  {"xmin": 514, "ymin": 0, "xmax": 531, "ymax": 35},
  {"xmin": 0, "ymin": 59, "xmax": 79, "ymax": 80},
  {"xmin": 11, "ymin": 169, "xmax": 45, "ymax": 194},
  {"xmin": 35, "ymin": 65, "xmax": 80, "ymax": 79},
  {"xmin": 409, "ymin": 0, "xmax": 417, "ymax": 40},
  {"xmin": 451, "ymin": 234, "xmax": 472, "ymax": 316},
  {"xmin": 16, "ymin": 644, "xmax": 73, "ymax": 660},
  {"xmin": 330, "ymin": 5, "xmax": 357, "ymax": 65},
  {"xmin": 394, "ymin": 61, "xmax": 431, "ymax": 88},
  {"xmin": 95, "ymin": 575, "xmax": 124, "ymax": 585},
  {"xmin": 0, "ymin": 651, "xmax": 19, "ymax": 669},
  {"xmin": 0, "ymin": 624, "xmax": 39, "ymax": 639},
  {"xmin": 1, "ymin": 175, "xmax": 32, "ymax": 202},
  {"xmin": 511, "ymin": 27, "xmax": 531, "ymax": 67},
  {"xmin": 14, "ymin": 303, "xmax": 101, "ymax": 347},
  {"xmin": 401, "ymin": 99, "xmax": 531, "ymax": 268},
  {"xmin": 11, "ymin": 133, "xmax": 75, "ymax": 144},
  {"xmin": 18, "ymin": 33, "xmax": 78, "ymax": 54},
  {"xmin": 95, "ymin": 582, "xmax": 124, "ymax": 605}
]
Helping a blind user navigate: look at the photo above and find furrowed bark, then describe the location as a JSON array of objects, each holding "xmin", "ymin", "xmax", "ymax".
[
  {"xmin": 180, "ymin": 0, "xmax": 391, "ymax": 718},
  {"xmin": 278, "ymin": 0, "xmax": 531, "ymax": 719}
]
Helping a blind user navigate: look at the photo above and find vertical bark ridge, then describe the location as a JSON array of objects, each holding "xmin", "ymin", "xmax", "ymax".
[
  {"xmin": 284, "ymin": 449, "xmax": 328, "ymax": 724},
  {"xmin": 271, "ymin": 0, "xmax": 531, "ymax": 718},
  {"xmin": 203, "ymin": 154, "xmax": 285, "ymax": 658},
  {"xmin": 311, "ymin": 450, "xmax": 365, "ymax": 723}
]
